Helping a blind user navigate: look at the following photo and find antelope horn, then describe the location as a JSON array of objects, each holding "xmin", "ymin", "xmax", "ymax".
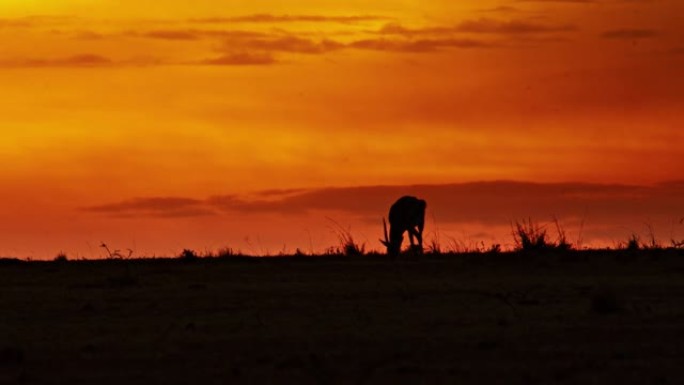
[{"xmin": 383, "ymin": 217, "xmax": 389, "ymax": 243}]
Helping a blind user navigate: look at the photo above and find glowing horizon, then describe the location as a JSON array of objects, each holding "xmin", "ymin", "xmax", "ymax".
[{"xmin": 1, "ymin": 1, "xmax": 683, "ymax": 258}]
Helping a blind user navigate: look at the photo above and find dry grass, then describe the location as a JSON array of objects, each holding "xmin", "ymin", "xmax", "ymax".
[{"xmin": 2, "ymin": 250, "xmax": 684, "ymax": 384}]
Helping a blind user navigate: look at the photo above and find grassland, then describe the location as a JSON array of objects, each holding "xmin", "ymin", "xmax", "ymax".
[{"xmin": 1, "ymin": 250, "xmax": 684, "ymax": 384}]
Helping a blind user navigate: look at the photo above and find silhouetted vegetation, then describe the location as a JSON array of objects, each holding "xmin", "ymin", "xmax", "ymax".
[
  {"xmin": 553, "ymin": 217, "xmax": 572, "ymax": 251},
  {"xmin": 511, "ymin": 218, "xmax": 575, "ymax": 253},
  {"xmin": 216, "ymin": 247, "xmax": 246, "ymax": 259},
  {"xmin": 100, "ymin": 242, "xmax": 133, "ymax": 259},
  {"xmin": 512, "ymin": 219, "xmax": 551, "ymax": 251},
  {"xmin": 425, "ymin": 238, "xmax": 443, "ymax": 255},
  {"xmin": 672, "ymin": 238, "xmax": 684, "ymax": 249},
  {"xmin": 0, "ymin": 197, "xmax": 683, "ymax": 385},
  {"xmin": 2, "ymin": 248, "xmax": 684, "ymax": 384},
  {"xmin": 327, "ymin": 219, "xmax": 366, "ymax": 256},
  {"xmin": 178, "ymin": 248, "xmax": 199, "ymax": 261},
  {"xmin": 624, "ymin": 234, "xmax": 642, "ymax": 252}
]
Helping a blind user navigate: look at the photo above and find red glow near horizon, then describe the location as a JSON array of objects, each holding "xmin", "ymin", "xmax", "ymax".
[{"xmin": 1, "ymin": 1, "xmax": 683, "ymax": 258}]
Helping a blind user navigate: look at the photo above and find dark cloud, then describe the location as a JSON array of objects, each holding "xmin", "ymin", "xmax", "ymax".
[
  {"xmin": 374, "ymin": 19, "xmax": 577, "ymax": 39},
  {"xmin": 349, "ymin": 38, "xmax": 494, "ymax": 52},
  {"xmin": 0, "ymin": 16, "xmax": 75, "ymax": 29},
  {"xmin": 601, "ymin": 28, "xmax": 659, "ymax": 39},
  {"xmin": 479, "ymin": 6, "xmax": 522, "ymax": 13},
  {"xmin": 375, "ymin": 23, "xmax": 455, "ymax": 36},
  {"xmin": 207, "ymin": 181, "xmax": 684, "ymax": 226},
  {"xmin": 0, "ymin": 54, "xmax": 168, "ymax": 68},
  {"xmin": 219, "ymin": 182, "xmax": 684, "ymax": 231},
  {"xmin": 225, "ymin": 36, "xmax": 345, "ymax": 54},
  {"xmin": 19, "ymin": 16, "xmax": 577, "ymax": 69},
  {"xmin": 83, "ymin": 182, "xmax": 684, "ymax": 244},
  {"xmin": 191, "ymin": 14, "xmax": 389, "ymax": 24},
  {"xmin": 82, "ymin": 197, "xmax": 215, "ymax": 218},
  {"xmin": 141, "ymin": 30, "xmax": 200, "ymax": 40},
  {"xmin": 255, "ymin": 188, "xmax": 309, "ymax": 197},
  {"xmin": 200, "ymin": 52, "xmax": 276, "ymax": 65},
  {"xmin": 518, "ymin": 0, "xmax": 655, "ymax": 3},
  {"xmin": 127, "ymin": 29, "xmax": 268, "ymax": 41},
  {"xmin": 73, "ymin": 31, "xmax": 106, "ymax": 40},
  {"xmin": 455, "ymin": 18, "xmax": 577, "ymax": 34},
  {"xmin": 515, "ymin": 0, "xmax": 596, "ymax": 3},
  {"xmin": 0, "ymin": 18, "xmax": 33, "ymax": 28},
  {"xmin": 0, "ymin": 54, "xmax": 113, "ymax": 68},
  {"xmin": 211, "ymin": 33, "xmax": 492, "ymax": 57}
]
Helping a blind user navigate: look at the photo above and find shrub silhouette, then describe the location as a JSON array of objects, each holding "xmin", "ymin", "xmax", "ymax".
[
  {"xmin": 178, "ymin": 249, "xmax": 199, "ymax": 260},
  {"xmin": 512, "ymin": 219, "xmax": 550, "ymax": 251},
  {"xmin": 54, "ymin": 252, "xmax": 68, "ymax": 262},
  {"xmin": 625, "ymin": 234, "xmax": 641, "ymax": 252},
  {"xmin": 512, "ymin": 218, "xmax": 574, "ymax": 252},
  {"xmin": 327, "ymin": 218, "xmax": 366, "ymax": 256}
]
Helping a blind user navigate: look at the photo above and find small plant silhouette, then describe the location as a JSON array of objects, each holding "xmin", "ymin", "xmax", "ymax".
[
  {"xmin": 670, "ymin": 218, "xmax": 684, "ymax": 248},
  {"xmin": 340, "ymin": 232, "xmax": 365, "ymax": 256},
  {"xmin": 512, "ymin": 219, "xmax": 550, "ymax": 251},
  {"xmin": 625, "ymin": 234, "xmax": 641, "ymax": 252},
  {"xmin": 100, "ymin": 243, "xmax": 133, "ymax": 259},
  {"xmin": 178, "ymin": 249, "xmax": 199, "ymax": 260},
  {"xmin": 216, "ymin": 247, "xmax": 243, "ymax": 259},
  {"xmin": 54, "ymin": 252, "xmax": 68, "ymax": 262},
  {"xmin": 487, "ymin": 244, "xmax": 502, "ymax": 254},
  {"xmin": 426, "ymin": 238, "xmax": 443, "ymax": 255},
  {"xmin": 512, "ymin": 218, "xmax": 575, "ymax": 252},
  {"xmin": 553, "ymin": 217, "xmax": 572, "ymax": 251},
  {"xmin": 327, "ymin": 218, "xmax": 365, "ymax": 256}
]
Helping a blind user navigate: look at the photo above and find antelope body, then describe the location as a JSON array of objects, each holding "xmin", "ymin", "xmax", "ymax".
[{"xmin": 381, "ymin": 196, "xmax": 426, "ymax": 257}]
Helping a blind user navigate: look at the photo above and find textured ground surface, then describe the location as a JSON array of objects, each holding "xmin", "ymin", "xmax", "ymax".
[{"xmin": 1, "ymin": 251, "xmax": 684, "ymax": 384}]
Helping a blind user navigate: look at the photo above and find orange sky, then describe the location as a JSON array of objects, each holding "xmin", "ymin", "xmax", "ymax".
[{"xmin": 1, "ymin": 1, "xmax": 683, "ymax": 258}]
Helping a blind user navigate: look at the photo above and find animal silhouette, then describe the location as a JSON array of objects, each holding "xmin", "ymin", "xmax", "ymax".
[{"xmin": 380, "ymin": 196, "xmax": 426, "ymax": 257}]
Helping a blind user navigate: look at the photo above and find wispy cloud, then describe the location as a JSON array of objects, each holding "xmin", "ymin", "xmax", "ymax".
[
  {"xmin": 0, "ymin": 54, "xmax": 168, "ymax": 68},
  {"xmin": 126, "ymin": 29, "xmax": 268, "ymax": 41},
  {"xmin": 518, "ymin": 0, "xmax": 654, "ymax": 3},
  {"xmin": 601, "ymin": 28, "xmax": 659, "ymax": 39},
  {"xmin": 0, "ymin": 13, "xmax": 584, "ymax": 70},
  {"xmin": 191, "ymin": 14, "xmax": 390, "ymax": 24},
  {"xmin": 374, "ymin": 18, "xmax": 577, "ymax": 38},
  {"xmin": 349, "ymin": 38, "xmax": 494, "ymax": 52},
  {"xmin": 200, "ymin": 52, "xmax": 277, "ymax": 66},
  {"xmin": 0, "ymin": 54, "xmax": 113, "ymax": 68},
  {"xmin": 479, "ymin": 6, "xmax": 522, "ymax": 13},
  {"xmin": 0, "ymin": 15, "xmax": 76, "ymax": 29},
  {"xmin": 456, "ymin": 18, "xmax": 577, "ymax": 34},
  {"xmin": 139, "ymin": 29, "xmax": 200, "ymax": 40},
  {"xmin": 83, "ymin": 182, "xmax": 684, "ymax": 229},
  {"xmin": 222, "ymin": 36, "xmax": 346, "ymax": 54},
  {"xmin": 0, "ymin": 18, "xmax": 33, "ymax": 28},
  {"xmin": 515, "ymin": 0, "xmax": 596, "ymax": 3},
  {"xmin": 82, "ymin": 197, "xmax": 215, "ymax": 217}
]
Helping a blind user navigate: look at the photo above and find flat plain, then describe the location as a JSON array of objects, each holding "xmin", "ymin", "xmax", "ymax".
[{"xmin": 1, "ymin": 251, "xmax": 683, "ymax": 384}]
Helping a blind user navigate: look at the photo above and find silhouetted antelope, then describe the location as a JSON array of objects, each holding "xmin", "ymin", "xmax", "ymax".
[{"xmin": 380, "ymin": 196, "xmax": 426, "ymax": 257}]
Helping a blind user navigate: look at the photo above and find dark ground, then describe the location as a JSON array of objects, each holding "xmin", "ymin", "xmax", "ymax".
[{"xmin": 1, "ymin": 250, "xmax": 684, "ymax": 384}]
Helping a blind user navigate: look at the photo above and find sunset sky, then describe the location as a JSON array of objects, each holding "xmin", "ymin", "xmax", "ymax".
[{"xmin": 1, "ymin": 0, "xmax": 683, "ymax": 258}]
